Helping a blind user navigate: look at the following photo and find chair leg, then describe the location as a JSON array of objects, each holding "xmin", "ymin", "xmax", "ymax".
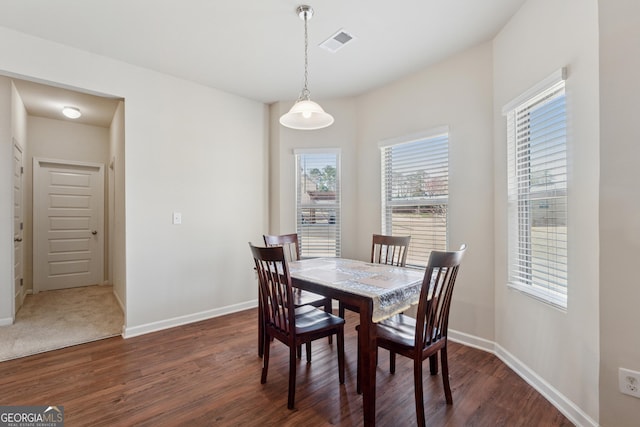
[
  {"xmin": 338, "ymin": 302, "xmax": 346, "ymax": 319},
  {"xmin": 261, "ymin": 335, "xmax": 270, "ymax": 384},
  {"xmin": 258, "ymin": 309, "xmax": 264, "ymax": 358},
  {"xmin": 441, "ymin": 346, "xmax": 453, "ymax": 404},
  {"xmin": 429, "ymin": 353, "xmax": 438, "ymax": 375},
  {"xmin": 325, "ymin": 299, "xmax": 333, "ymax": 344},
  {"xmin": 306, "ymin": 342, "xmax": 312, "ymax": 363},
  {"xmin": 414, "ymin": 358, "xmax": 426, "ymax": 427},
  {"xmin": 337, "ymin": 329, "xmax": 345, "ymax": 384},
  {"xmin": 287, "ymin": 346, "xmax": 297, "ymax": 409},
  {"xmin": 390, "ymin": 351, "xmax": 396, "ymax": 374},
  {"xmin": 258, "ymin": 315, "xmax": 264, "ymax": 357},
  {"xmin": 297, "ymin": 345, "xmax": 302, "ymax": 359}
]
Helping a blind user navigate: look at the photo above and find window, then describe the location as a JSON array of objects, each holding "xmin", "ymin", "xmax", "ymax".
[
  {"xmin": 503, "ymin": 69, "xmax": 568, "ymax": 308},
  {"xmin": 295, "ymin": 150, "xmax": 341, "ymax": 258},
  {"xmin": 380, "ymin": 128, "xmax": 449, "ymax": 267}
]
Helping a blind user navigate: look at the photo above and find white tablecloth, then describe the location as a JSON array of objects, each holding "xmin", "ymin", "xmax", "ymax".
[{"xmin": 289, "ymin": 258, "xmax": 425, "ymax": 323}]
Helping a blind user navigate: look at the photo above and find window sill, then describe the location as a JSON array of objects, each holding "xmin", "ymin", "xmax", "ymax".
[{"xmin": 507, "ymin": 281, "xmax": 567, "ymax": 312}]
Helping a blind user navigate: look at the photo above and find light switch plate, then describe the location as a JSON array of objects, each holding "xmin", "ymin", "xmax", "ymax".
[{"xmin": 172, "ymin": 212, "xmax": 182, "ymax": 225}]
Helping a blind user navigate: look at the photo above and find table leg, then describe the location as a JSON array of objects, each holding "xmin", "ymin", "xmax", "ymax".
[{"xmin": 359, "ymin": 303, "xmax": 376, "ymax": 426}]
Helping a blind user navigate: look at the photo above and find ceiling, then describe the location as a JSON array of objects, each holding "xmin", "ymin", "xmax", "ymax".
[
  {"xmin": 1, "ymin": 0, "xmax": 526, "ymax": 125},
  {"xmin": 12, "ymin": 79, "xmax": 121, "ymax": 127}
]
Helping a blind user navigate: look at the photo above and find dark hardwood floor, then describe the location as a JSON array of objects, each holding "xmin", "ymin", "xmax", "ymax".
[{"xmin": 0, "ymin": 309, "xmax": 573, "ymax": 426}]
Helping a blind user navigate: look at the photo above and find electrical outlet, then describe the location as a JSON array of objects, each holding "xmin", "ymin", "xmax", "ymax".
[{"xmin": 619, "ymin": 368, "xmax": 640, "ymax": 398}]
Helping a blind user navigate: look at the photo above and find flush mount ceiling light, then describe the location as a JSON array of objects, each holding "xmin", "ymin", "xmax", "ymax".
[
  {"xmin": 280, "ymin": 5, "xmax": 334, "ymax": 130},
  {"xmin": 62, "ymin": 106, "xmax": 81, "ymax": 119}
]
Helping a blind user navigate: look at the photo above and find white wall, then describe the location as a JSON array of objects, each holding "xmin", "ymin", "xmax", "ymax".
[
  {"xmin": 0, "ymin": 26, "xmax": 268, "ymax": 335},
  {"xmin": 355, "ymin": 42, "xmax": 496, "ymax": 342},
  {"xmin": 493, "ymin": 0, "xmax": 600, "ymax": 424},
  {"xmin": 599, "ymin": 1, "xmax": 640, "ymax": 425},
  {"xmin": 0, "ymin": 77, "xmax": 14, "ymax": 324},
  {"xmin": 28, "ymin": 116, "xmax": 109, "ymax": 162},
  {"xmin": 11, "ymin": 82, "xmax": 27, "ymax": 145},
  {"xmin": 109, "ymin": 101, "xmax": 126, "ymax": 310},
  {"xmin": 0, "ymin": 78, "xmax": 29, "ymax": 323}
]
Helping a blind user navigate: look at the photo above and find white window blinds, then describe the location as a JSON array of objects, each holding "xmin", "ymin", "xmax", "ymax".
[
  {"xmin": 295, "ymin": 150, "xmax": 341, "ymax": 258},
  {"xmin": 505, "ymin": 70, "xmax": 568, "ymax": 308},
  {"xmin": 380, "ymin": 130, "xmax": 448, "ymax": 267}
]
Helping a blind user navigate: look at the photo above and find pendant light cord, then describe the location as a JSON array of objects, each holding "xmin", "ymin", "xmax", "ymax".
[{"xmin": 299, "ymin": 10, "xmax": 311, "ymax": 101}]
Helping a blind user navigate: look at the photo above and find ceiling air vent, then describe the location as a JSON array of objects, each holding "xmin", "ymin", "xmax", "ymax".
[{"xmin": 319, "ymin": 28, "xmax": 355, "ymax": 53}]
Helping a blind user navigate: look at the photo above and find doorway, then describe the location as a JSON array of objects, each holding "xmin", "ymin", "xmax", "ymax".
[{"xmin": 5, "ymin": 76, "xmax": 126, "ymax": 352}]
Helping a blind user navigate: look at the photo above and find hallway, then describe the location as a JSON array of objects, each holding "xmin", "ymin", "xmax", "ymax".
[{"xmin": 0, "ymin": 284, "xmax": 123, "ymax": 362}]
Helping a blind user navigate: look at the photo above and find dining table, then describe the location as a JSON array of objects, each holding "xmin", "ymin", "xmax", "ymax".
[{"xmin": 288, "ymin": 257, "xmax": 425, "ymax": 427}]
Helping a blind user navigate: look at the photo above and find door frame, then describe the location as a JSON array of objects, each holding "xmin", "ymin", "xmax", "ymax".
[
  {"xmin": 33, "ymin": 157, "xmax": 105, "ymax": 293},
  {"xmin": 13, "ymin": 138, "xmax": 24, "ymax": 319}
]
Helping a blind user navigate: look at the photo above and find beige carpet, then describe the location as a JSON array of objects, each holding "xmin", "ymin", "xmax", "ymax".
[{"xmin": 0, "ymin": 285, "xmax": 123, "ymax": 362}]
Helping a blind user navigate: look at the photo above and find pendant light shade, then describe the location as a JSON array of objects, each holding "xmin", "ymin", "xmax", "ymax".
[
  {"xmin": 280, "ymin": 5, "xmax": 334, "ymax": 130},
  {"xmin": 279, "ymin": 99, "xmax": 334, "ymax": 130}
]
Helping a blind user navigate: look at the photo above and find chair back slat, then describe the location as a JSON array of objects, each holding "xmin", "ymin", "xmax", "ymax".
[
  {"xmin": 371, "ymin": 234, "xmax": 411, "ymax": 267},
  {"xmin": 250, "ymin": 244, "xmax": 295, "ymax": 342},
  {"xmin": 264, "ymin": 233, "xmax": 300, "ymax": 262},
  {"xmin": 415, "ymin": 245, "xmax": 466, "ymax": 350}
]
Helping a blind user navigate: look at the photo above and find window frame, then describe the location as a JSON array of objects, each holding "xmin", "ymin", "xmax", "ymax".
[
  {"xmin": 379, "ymin": 127, "xmax": 449, "ymax": 268},
  {"xmin": 503, "ymin": 68, "xmax": 569, "ymax": 309},
  {"xmin": 294, "ymin": 148, "xmax": 341, "ymax": 258}
]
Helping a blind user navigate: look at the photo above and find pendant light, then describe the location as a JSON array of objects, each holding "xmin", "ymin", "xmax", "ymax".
[{"xmin": 280, "ymin": 5, "xmax": 334, "ymax": 130}]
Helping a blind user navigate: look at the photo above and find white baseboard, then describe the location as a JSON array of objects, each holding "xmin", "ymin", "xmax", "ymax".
[
  {"xmin": 2, "ymin": 290, "xmax": 33, "ymax": 326},
  {"xmin": 123, "ymin": 300, "xmax": 258, "ymax": 338},
  {"xmin": 448, "ymin": 329, "xmax": 495, "ymax": 353},
  {"xmin": 449, "ymin": 329, "xmax": 599, "ymax": 427}
]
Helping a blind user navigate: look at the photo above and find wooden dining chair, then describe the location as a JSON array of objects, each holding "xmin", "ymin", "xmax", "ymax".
[
  {"xmin": 249, "ymin": 243, "xmax": 345, "ymax": 410},
  {"xmin": 262, "ymin": 233, "xmax": 333, "ymax": 359},
  {"xmin": 357, "ymin": 244, "xmax": 466, "ymax": 427},
  {"xmin": 338, "ymin": 234, "xmax": 411, "ymax": 318}
]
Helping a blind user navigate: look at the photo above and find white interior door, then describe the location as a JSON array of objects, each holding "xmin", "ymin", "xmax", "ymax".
[
  {"xmin": 13, "ymin": 140, "xmax": 24, "ymax": 314},
  {"xmin": 34, "ymin": 159, "xmax": 104, "ymax": 292}
]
